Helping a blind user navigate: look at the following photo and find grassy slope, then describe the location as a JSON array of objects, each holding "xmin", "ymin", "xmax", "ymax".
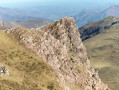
[
  {"xmin": 84, "ymin": 23, "xmax": 119, "ymax": 90},
  {"xmin": 0, "ymin": 30, "xmax": 60, "ymax": 90}
]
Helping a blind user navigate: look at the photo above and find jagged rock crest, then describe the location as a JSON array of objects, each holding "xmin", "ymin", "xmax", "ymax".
[{"xmin": 8, "ymin": 17, "xmax": 108, "ymax": 90}]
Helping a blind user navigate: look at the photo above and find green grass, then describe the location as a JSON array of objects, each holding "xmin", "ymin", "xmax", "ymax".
[
  {"xmin": 0, "ymin": 30, "xmax": 60, "ymax": 90},
  {"xmin": 84, "ymin": 23, "xmax": 119, "ymax": 90}
]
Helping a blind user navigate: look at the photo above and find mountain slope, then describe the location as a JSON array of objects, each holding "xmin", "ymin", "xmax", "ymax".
[
  {"xmin": 0, "ymin": 19, "xmax": 52, "ymax": 29},
  {"xmin": 0, "ymin": 7, "xmax": 53, "ymax": 25},
  {"xmin": 0, "ymin": 30, "xmax": 60, "ymax": 90},
  {"xmin": 7, "ymin": 17, "xmax": 108, "ymax": 89},
  {"xmin": 82, "ymin": 16, "xmax": 119, "ymax": 90},
  {"xmin": 74, "ymin": 5, "xmax": 119, "ymax": 27},
  {"xmin": 79, "ymin": 16, "xmax": 119, "ymax": 40},
  {"xmin": 0, "ymin": 17, "xmax": 108, "ymax": 90}
]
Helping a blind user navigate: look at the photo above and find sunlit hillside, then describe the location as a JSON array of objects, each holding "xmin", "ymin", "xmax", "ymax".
[{"xmin": 83, "ymin": 16, "xmax": 119, "ymax": 90}]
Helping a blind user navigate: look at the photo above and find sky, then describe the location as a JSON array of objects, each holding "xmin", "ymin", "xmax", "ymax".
[{"xmin": 0, "ymin": 0, "xmax": 119, "ymax": 9}]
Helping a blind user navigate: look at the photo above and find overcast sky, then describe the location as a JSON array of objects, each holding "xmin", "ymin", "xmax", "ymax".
[{"xmin": 0, "ymin": 0, "xmax": 119, "ymax": 8}]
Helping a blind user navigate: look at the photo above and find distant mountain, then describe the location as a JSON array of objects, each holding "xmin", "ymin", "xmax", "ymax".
[
  {"xmin": 104, "ymin": 5, "xmax": 119, "ymax": 16},
  {"xmin": 0, "ymin": 19, "xmax": 52, "ymax": 29},
  {"xmin": 74, "ymin": 5, "xmax": 119, "ymax": 27},
  {"xmin": 79, "ymin": 16, "xmax": 119, "ymax": 40},
  {"xmin": 0, "ymin": 6, "xmax": 81, "ymax": 23},
  {"xmin": 0, "ymin": 7, "xmax": 52, "ymax": 22},
  {"xmin": 82, "ymin": 16, "xmax": 119, "ymax": 90},
  {"xmin": 0, "ymin": 7, "xmax": 53, "ymax": 29},
  {"xmin": 24, "ymin": 6, "xmax": 82, "ymax": 20}
]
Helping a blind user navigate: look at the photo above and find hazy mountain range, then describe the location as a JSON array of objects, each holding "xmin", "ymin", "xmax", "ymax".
[
  {"xmin": 0, "ymin": 7, "xmax": 53, "ymax": 29},
  {"xmin": 0, "ymin": 6, "xmax": 81, "ymax": 21},
  {"xmin": 0, "ymin": 7, "xmax": 37, "ymax": 21},
  {"xmin": 0, "ymin": 19, "xmax": 52, "ymax": 29},
  {"xmin": 1, "ymin": 5, "xmax": 119, "ymax": 28},
  {"xmin": 0, "ymin": 7, "xmax": 54, "ymax": 23},
  {"xmin": 74, "ymin": 5, "xmax": 119, "ymax": 27},
  {"xmin": 24, "ymin": 6, "xmax": 82, "ymax": 20}
]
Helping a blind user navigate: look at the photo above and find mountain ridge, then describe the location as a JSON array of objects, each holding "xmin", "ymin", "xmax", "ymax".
[
  {"xmin": 6, "ymin": 17, "xmax": 108, "ymax": 90},
  {"xmin": 0, "ymin": 19, "xmax": 52, "ymax": 29},
  {"xmin": 74, "ymin": 5, "xmax": 119, "ymax": 27},
  {"xmin": 0, "ymin": 7, "xmax": 52, "ymax": 22},
  {"xmin": 79, "ymin": 16, "xmax": 119, "ymax": 40}
]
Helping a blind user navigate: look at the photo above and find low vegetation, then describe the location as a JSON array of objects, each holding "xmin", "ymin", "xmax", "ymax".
[
  {"xmin": 84, "ymin": 21, "xmax": 119, "ymax": 90},
  {"xmin": 0, "ymin": 30, "xmax": 60, "ymax": 90}
]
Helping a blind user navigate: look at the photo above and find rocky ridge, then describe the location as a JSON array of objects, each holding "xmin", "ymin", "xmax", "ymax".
[
  {"xmin": 79, "ymin": 16, "xmax": 119, "ymax": 41},
  {"xmin": 8, "ymin": 17, "xmax": 108, "ymax": 90}
]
